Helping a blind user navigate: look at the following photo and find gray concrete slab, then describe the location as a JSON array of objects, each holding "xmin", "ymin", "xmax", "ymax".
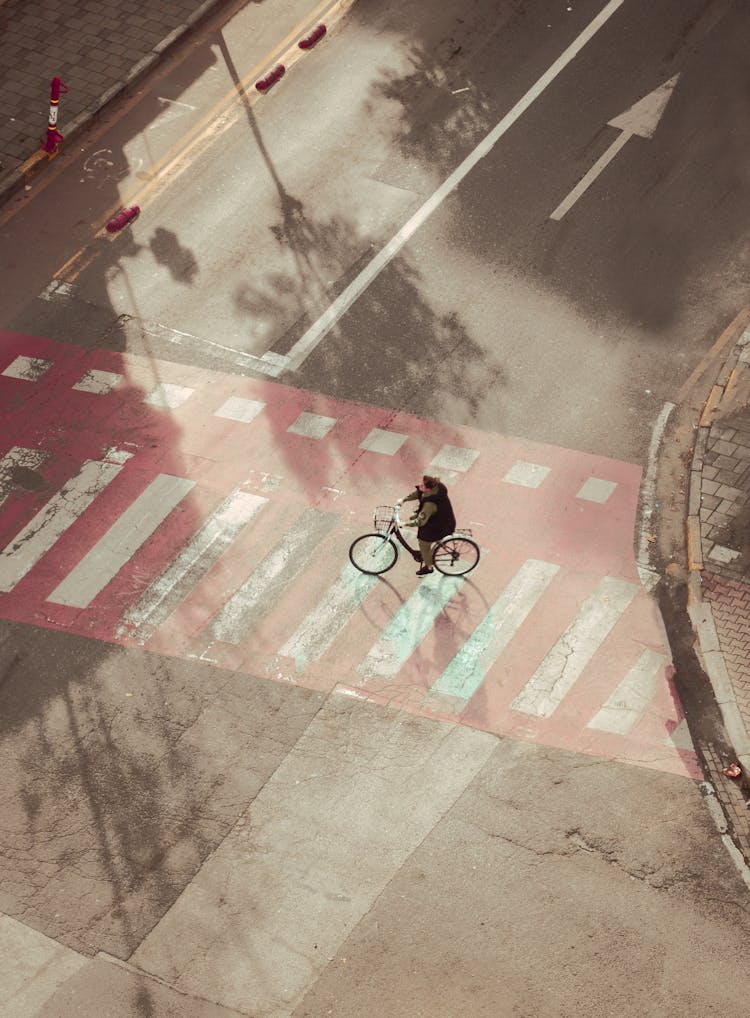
[
  {"xmin": 294, "ymin": 738, "xmax": 750, "ymax": 1018},
  {"xmin": 36, "ymin": 955, "xmax": 243, "ymax": 1017},
  {"xmin": 132, "ymin": 694, "xmax": 498, "ymax": 1016},
  {"xmin": 0, "ymin": 622, "xmax": 325, "ymax": 959},
  {"xmin": 2, "ymin": 914, "xmax": 87, "ymax": 1018}
]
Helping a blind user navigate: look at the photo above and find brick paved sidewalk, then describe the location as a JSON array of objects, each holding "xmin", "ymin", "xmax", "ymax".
[
  {"xmin": 687, "ymin": 320, "xmax": 750, "ymax": 855},
  {"xmin": 0, "ymin": 0, "xmax": 224, "ymax": 202}
]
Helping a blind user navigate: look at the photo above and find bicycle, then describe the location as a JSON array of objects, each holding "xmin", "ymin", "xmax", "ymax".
[{"xmin": 349, "ymin": 504, "xmax": 480, "ymax": 576}]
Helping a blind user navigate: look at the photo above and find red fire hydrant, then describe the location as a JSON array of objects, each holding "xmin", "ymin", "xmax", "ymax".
[{"xmin": 44, "ymin": 77, "xmax": 68, "ymax": 154}]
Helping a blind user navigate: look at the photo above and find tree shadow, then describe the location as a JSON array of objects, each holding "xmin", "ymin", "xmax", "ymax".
[{"xmin": 346, "ymin": 0, "xmax": 750, "ymax": 353}]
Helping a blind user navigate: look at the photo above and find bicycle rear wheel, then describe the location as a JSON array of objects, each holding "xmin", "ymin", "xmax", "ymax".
[
  {"xmin": 349, "ymin": 533, "xmax": 398, "ymax": 574},
  {"xmin": 433, "ymin": 536, "xmax": 480, "ymax": 576}
]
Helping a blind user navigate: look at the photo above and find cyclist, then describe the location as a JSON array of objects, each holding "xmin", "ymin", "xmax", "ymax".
[{"xmin": 397, "ymin": 474, "xmax": 457, "ymax": 576}]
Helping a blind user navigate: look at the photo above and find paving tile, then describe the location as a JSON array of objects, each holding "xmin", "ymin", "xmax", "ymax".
[
  {"xmin": 430, "ymin": 444, "xmax": 480, "ymax": 473},
  {"xmin": 144, "ymin": 382, "xmax": 195, "ymax": 409},
  {"xmin": 359, "ymin": 428, "xmax": 408, "ymax": 456},
  {"xmin": 287, "ymin": 412, "xmax": 337, "ymax": 439},
  {"xmin": 503, "ymin": 460, "xmax": 550, "ymax": 488},
  {"xmin": 72, "ymin": 369, "xmax": 124, "ymax": 395},
  {"xmin": 709, "ymin": 545, "xmax": 741, "ymax": 565},
  {"xmin": 214, "ymin": 397, "xmax": 266, "ymax": 424},
  {"xmin": 2, "ymin": 355, "xmax": 52, "ymax": 380}
]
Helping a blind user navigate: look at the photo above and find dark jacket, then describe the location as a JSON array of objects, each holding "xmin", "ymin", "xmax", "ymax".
[{"xmin": 416, "ymin": 483, "xmax": 456, "ymax": 542}]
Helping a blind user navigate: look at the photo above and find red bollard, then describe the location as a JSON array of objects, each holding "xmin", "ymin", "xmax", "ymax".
[
  {"xmin": 43, "ymin": 76, "xmax": 69, "ymax": 154},
  {"xmin": 255, "ymin": 65, "xmax": 285, "ymax": 92},
  {"xmin": 298, "ymin": 24, "xmax": 327, "ymax": 49},
  {"xmin": 106, "ymin": 206, "xmax": 140, "ymax": 233}
]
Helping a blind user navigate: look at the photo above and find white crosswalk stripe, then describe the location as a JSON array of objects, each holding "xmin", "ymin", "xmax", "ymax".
[
  {"xmin": 429, "ymin": 559, "xmax": 560, "ymax": 701},
  {"xmin": 0, "ymin": 454, "xmax": 127, "ymax": 593},
  {"xmin": 0, "ymin": 444, "xmax": 677, "ymax": 762},
  {"xmin": 279, "ymin": 562, "xmax": 378, "ymax": 671},
  {"xmin": 587, "ymin": 648, "xmax": 667, "ymax": 734},
  {"xmin": 357, "ymin": 573, "xmax": 464, "ymax": 680},
  {"xmin": 211, "ymin": 508, "xmax": 338, "ymax": 644},
  {"xmin": 0, "ymin": 336, "xmax": 693, "ymax": 775},
  {"xmin": 48, "ymin": 474, "xmax": 195, "ymax": 609},
  {"xmin": 511, "ymin": 576, "xmax": 639, "ymax": 718},
  {"xmin": 118, "ymin": 490, "xmax": 267, "ymax": 643}
]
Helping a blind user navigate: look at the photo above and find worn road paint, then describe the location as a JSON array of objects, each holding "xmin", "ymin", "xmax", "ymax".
[
  {"xmin": 430, "ymin": 559, "xmax": 559, "ymax": 701},
  {"xmin": 48, "ymin": 473, "xmax": 195, "ymax": 608},
  {"xmin": 0, "ymin": 457, "xmax": 125, "ymax": 593},
  {"xmin": 511, "ymin": 576, "xmax": 639, "ymax": 718}
]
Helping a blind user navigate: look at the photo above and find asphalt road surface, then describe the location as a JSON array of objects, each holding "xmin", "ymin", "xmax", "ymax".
[{"xmin": 2, "ymin": 1, "xmax": 750, "ymax": 1015}]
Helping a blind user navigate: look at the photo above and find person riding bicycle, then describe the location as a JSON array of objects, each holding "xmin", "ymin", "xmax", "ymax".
[{"xmin": 398, "ymin": 474, "xmax": 456, "ymax": 576}]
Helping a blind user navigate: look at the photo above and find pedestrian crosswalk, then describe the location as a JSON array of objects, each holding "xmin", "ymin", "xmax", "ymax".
[{"xmin": 0, "ymin": 331, "xmax": 698, "ymax": 777}]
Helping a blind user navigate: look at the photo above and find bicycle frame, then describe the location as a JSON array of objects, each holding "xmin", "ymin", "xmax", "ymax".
[{"xmin": 385, "ymin": 504, "xmax": 423, "ymax": 562}]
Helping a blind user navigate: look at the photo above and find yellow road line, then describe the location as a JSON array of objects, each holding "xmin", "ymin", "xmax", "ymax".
[
  {"xmin": 56, "ymin": 0, "xmax": 355, "ymax": 284},
  {"xmin": 676, "ymin": 306, "xmax": 750, "ymax": 405}
]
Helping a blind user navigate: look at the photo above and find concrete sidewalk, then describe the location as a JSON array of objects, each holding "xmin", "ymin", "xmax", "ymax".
[
  {"xmin": 0, "ymin": 0, "xmax": 227, "ymax": 205},
  {"xmin": 687, "ymin": 311, "xmax": 750, "ymax": 859}
]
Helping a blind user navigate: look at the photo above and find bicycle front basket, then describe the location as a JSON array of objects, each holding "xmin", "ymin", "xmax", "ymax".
[{"xmin": 373, "ymin": 505, "xmax": 396, "ymax": 532}]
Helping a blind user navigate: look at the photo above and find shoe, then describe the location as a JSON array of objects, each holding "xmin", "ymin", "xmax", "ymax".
[{"xmin": 416, "ymin": 566, "xmax": 434, "ymax": 576}]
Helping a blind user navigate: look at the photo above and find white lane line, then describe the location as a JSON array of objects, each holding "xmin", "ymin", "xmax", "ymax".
[
  {"xmin": 357, "ymin": 573, "xmax": 464, "ymax": 680},
  {"xmin": 586, "ymin": 648, "xmax": 666, "ymax": 735},
  {"xmin": 0, "ymin": 457, "xmax": 126, "ymax": 593},
  {"xmin": 511, "ymin": 576, "xmax": 639, "ymax": 718},
  {"xmin": 430, "ymin": 560, "xmax": 559, "ymax": 701},
  {"xmin": 47, "ymin": 474, "xmax": 195, "ymax": 609},
  {"xmin": 271, "ymin": 0, "xmax": 626, "ymax": 374},
  {"xmin": 0, "ymin": 447, "xmax": 49, "ymax": 509},
  {"xmin": 118, "ymin": 490, "xmax": 267, "ymax": 642},
  {"xmin": 279, "ymin": 562, "xmax": 378, "ymax": 670},
  {"xmin": 211, "ymin": 508, "xmax": 338, "ymax": 644}
]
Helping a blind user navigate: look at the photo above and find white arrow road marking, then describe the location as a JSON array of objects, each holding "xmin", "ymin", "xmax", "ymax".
[{"xmin": 550, "ymin": 74, "xmax": 680, "ymax": 221}]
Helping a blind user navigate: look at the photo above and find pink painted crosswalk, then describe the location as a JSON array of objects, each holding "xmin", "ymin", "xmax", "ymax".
[{"xmin": 0, "ymin": 331, "xmax": 698, "ymax": 777}]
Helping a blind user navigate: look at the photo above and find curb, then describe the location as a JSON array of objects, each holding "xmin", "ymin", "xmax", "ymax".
[
  {"xmin": 686, "ymin": 308, "xmax": 750, "ymax": 777},
  {"xmin": 0, "ymin": 0, "xmax": 225, "ymax": 209}
]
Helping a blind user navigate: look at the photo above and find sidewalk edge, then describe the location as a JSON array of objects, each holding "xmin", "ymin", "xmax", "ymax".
[
  {"xmin": 686, "ymin": 308, "xmax": 750, "ymax": 775},
  {"xmin": 0, "ymin": 0, "xmax": 226, "ymax": 209}
]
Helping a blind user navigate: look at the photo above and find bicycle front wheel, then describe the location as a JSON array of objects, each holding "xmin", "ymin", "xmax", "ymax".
[
  {"xmin": 433, "ymin": 536, "xmax": 480, "ymax": 576},
  {"xmin": 349, "ymin": 533, "xmax": 398, "ymax": 575}
]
